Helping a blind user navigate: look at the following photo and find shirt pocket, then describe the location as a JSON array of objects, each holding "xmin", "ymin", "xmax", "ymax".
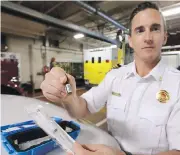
[
  {"xmin": 107, "ymin": 95, "xmax": 127, "ymax": 128},
  {"xmin": 138, "ymin": 103, "xmax": 169, "ymax": 126},
  {"xmin": 135, "ymin": 103, "xmax": 170, "ymax": 148}
]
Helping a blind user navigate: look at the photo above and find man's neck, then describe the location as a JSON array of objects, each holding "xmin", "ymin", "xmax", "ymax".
[{"xmin": 135, "ymin": 57, "xmax": 160, "ymax": 77}]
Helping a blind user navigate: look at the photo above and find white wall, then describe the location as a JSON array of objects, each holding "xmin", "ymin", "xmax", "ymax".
[
  {"xmin": 6, "ymin": 34, "xmax": 83, "ymax": 89},
  {"xmin": 7, "ymin": 35, "xmax": 34, "ymax": 83},
  {"xmin": 46, "ymin": 47, "xmax": 83, "ymax": 64},
  {"xmin": 161, "ymin": 51, "xmax": 180, "ymax": 68}
]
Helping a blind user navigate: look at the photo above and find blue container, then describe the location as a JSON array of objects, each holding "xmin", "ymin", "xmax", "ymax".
[{"xmin": 1, "ymin": 117, "xmax": 80, "ymax": 155}]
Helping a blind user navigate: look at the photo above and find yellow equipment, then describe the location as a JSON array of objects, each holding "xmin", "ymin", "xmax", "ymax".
[{"xmin": 84, "ymin": 46, "xmax": 124, "ymax": 88}]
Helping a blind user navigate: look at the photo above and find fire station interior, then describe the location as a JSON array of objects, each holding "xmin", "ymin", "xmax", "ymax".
[{"xmin": 1, "ymin": 1, "xmax": 180, "ymax": 154}]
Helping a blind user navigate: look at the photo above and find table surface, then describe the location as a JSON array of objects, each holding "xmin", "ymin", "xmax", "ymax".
[{"xmin": 1, "ymin": 95, "xmax": 120, "ymax": 155}]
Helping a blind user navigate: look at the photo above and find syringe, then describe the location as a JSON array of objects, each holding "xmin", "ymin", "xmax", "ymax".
[{"xmin": 25, "ymin": 105, "xmax": 75, "ymax": 154}]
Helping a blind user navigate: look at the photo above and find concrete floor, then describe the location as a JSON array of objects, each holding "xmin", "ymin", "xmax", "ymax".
[{"xmin": 31, "ymin": 87, "xmax": 108, "ymax": 131}]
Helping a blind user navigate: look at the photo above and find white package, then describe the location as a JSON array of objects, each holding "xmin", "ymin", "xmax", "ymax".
[
  {"xmin": 18, "ymin": 136, "xmax": 51, "ymax": 150},
  {"xmin": 25, "ymin": 105, "xmax": 75, "ymax": 154}
]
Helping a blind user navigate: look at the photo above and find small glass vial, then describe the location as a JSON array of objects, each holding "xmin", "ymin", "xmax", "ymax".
[{"xmin": 65, "ymin": 74, "xmax": 72, "ymax": 94}]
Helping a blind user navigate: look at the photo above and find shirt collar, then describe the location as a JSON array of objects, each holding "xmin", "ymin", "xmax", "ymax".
[
  {"xmin": 148, "ymin": 59, "xmax": 166, "ymax": 81},
  {"xmin": 124, "ymin": 59, "xmax": 166, "ymax": 81},
  {"xmin": 124, "ymin": 61, "xmax": 136, "ymax": 79}
]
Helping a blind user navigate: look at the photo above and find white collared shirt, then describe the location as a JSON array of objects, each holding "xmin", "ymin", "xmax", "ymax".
[{"xmin": 81, "ymin": 60, "xmax": 180, "ymax": 155}]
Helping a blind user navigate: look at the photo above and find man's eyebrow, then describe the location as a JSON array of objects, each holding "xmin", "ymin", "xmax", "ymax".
[
  {"xmin": 151, "ymin": 23, "xmax": 161, "ymax": 28},
  {"xmin": 134, "ymin": 25, "xmax": 144, "ymax": 31},
  {"xmin": 134, "ymin": 23, "xmax": 161, "ymax": 31}
]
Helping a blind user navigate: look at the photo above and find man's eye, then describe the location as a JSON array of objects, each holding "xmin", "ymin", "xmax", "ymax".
[
  {"xmin": 152, "ymin": 27, "xmax": 160, "ymax": 31},
  {"xmin": 136, "ymin": 28, "xmax": 144, "ymax": 33}
]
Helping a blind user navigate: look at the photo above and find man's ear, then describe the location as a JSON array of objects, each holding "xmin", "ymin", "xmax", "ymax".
[
  {"xmin": 163, "ymin": 32, "xmax": 168, "ymax": 46},
  {"xmin": 128, "ymin": 35, "xmax": 133, "ymax": 49}
]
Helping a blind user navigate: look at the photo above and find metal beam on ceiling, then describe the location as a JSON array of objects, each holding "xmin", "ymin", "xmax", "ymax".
[
  {"xmin": 62, "ymin": 10, "xmax": 82, "ymax": 20},
  {"xmin": 76, "ymin": 7, "xmax": 132, "ymax": 33},
  {"xmin": 17, "ymin": 1, "xmax": 23, "ymax": 5},
  {"xmin": 74, "ymin": 0, "xmax": 127, "ymax": 31},
  {"xmin": 63, "ymin": 2, "xmax": 104, "ymax": 21},
  {"xmin": 1, "ymin": 1, "xmax": 117, "ymax": 45},
  {"xmin": 75, "ymin": 5, "xmax": 131, "ymax": 29},
  {"xmin": 45, "ymin": 2, "xmax": 65, "ymax": 14}
]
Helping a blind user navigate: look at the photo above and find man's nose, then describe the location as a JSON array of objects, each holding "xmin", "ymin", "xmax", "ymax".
[{"xmin": 144, "ymin": 30, "xmax": 153, "ymax": 44}]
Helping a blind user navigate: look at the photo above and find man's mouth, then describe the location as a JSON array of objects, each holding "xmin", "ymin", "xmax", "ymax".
[{"xmin": 142, "ymin": 46, "xmax": 154, "ymax": 49}]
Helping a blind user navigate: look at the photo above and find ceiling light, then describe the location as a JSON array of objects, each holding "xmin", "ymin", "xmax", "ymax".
[
  {"xmin": 110, "ymin": 45, "xmax": 117, "ymax": 48},
  {"xmin": 162, "ymin": 5, "xmax": 180, "ymax": 17},
  {"xmin": 74, "ymin": 33, "xmax": 84, "ymax": 39},
  {"xmin": 169, "ymin": 32, "xmax": 177, "ymax": 35}
]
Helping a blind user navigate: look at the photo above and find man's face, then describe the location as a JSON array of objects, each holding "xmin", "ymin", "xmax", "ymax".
[{"xmin": 128, "ymin": 9, "xmax": 167, "ymax": 63}]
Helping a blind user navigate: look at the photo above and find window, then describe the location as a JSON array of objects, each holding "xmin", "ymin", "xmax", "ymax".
[
  {"xmin": 92, "ymin": 57, "xmax": 94, "ymax": 63},
  {"xmin": 98, "ymin": 57, "xmax": 101, "ymax": 63}
]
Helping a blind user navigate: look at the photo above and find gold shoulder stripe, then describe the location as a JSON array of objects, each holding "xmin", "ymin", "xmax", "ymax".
[{"xmin": 112, "ymin": 63, "xmax": 121, "ymax": 69}]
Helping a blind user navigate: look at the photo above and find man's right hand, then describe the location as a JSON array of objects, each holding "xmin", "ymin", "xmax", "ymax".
[{"xmin": 40, "ymin": 67, "xmax": 77, "ymax": 104}]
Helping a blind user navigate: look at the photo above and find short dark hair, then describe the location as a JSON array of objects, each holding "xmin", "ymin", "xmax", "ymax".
[{"xmin": 129, "ymin": 2, "xmax": 167, "ymax": 35}]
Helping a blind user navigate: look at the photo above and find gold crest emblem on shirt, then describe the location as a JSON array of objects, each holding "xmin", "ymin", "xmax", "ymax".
[{"xmin": 156, "ymin": 90, "xmax": 170, "ymax": 103}]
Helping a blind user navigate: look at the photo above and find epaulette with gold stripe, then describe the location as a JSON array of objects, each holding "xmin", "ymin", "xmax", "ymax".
[
  {"xmin": 112, "ymin": 63, "xmax": 121, "ymax": 69},
  {"xmin": 106, "ymin": 63, "xmax": 122, "ymax": 74}
]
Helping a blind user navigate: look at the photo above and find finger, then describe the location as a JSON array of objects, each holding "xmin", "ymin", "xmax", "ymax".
[
  {"xmin": 66, "ymin": 152, "xmax": 73, "ymax": 155},
  {"xmin": 73, "ymin": 142, "xmax": 85, "ymax": 155},
  {"xmin": 41, "ymin": 82, "xmax": 61, "ymax": 97},
  {"xmin": 43, "ymin": 92, "xmax": 60, "ymax": 103},
  {"xmin": 66, "ymin": 74, "xmax": 75, "ymax": 86},
  {"xmin": 74, "ymin": 143, "xmax": 98, "ymax": 155},
  {"xmin": 45, "ymin": 73, "xmax": 66, "ymax": 89},
  {"xmin": 41, "ymin": 78, "xmax": 67, "ymax": 94},
  {"xmin": 82, "ymin": 144, "xmax": 96, "ymax": 152},
  {"xmin": 74, "ymin": 142, "xmax": 83, "ymax": 150},
  {"xmin": 43, "ymin": 92, "xmax": 66, "ymax": 102},
  {"xmin": 81, "ymin": 144, "xmax": 105, "ymax": 152},
  {"xmin": 66, "ymin": 74, "xmax": 76, "ymax": 93},
  {"xmin": 48, "ymin": 80, "xmax": 67, "ymax": 93},
  {"xmin": 46, "ymin": 89, "xmax": 66, "ymax": 99},
  {"xmin": 50, "ymin": 67, "xmax": 67, "ymax": 83},
  {"xmin": 42, "ymin": 86, "xmax": 67, "ymax": 100}
]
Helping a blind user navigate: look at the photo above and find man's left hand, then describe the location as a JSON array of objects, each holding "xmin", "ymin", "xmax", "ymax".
[{"xmin": 67, "ymin": 142, "xmax": 125, "ymax": 155}]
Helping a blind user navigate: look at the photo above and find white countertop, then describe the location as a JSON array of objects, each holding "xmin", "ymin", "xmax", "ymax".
[{"xmin": 1, "ymin": 95, "xmax": 120, "ymax": 155}]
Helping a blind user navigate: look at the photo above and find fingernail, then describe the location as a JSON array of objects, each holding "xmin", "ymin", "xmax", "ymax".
[
  {"xmin": 61, "ymin": 92, "xmax": 66, "ymax": 97},
  {"xmin": 62, "ymin": 92, "xmax": 67, "ymax": 96},
  {"xmin": 60, "ymin": 78, "xmax": 64, "ymax": 83},
  {"xmin": 60, "ymin": 76, "xmax": 67, "ymax": 83}
]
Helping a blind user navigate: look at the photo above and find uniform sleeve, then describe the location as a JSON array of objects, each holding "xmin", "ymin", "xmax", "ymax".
[
  {"xmin": 81, "ymin": 71, "xmax": 116, "ymax": 113},
  {"xmin": 167, "ymin": 97, "xmax": 180, "ymax": 150}
]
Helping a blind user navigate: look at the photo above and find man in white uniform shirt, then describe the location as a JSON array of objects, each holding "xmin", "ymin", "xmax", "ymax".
[{"xmin": 40, "ymin": 2, "xmax": 180, "ymax": 155}]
